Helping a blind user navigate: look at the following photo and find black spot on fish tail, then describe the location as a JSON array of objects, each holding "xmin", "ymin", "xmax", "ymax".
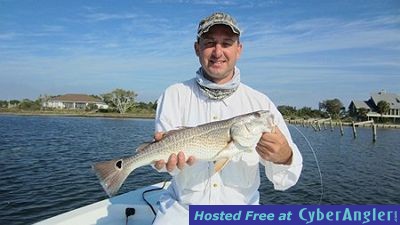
[{"xmin": 116, "ymin": 160, "xmax": 122, "ymax": 169}]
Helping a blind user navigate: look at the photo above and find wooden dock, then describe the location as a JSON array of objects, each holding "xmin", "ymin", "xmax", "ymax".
[
  {"xmin": 287, "ymin": 119, "xmax": 400, "ymax": 129},
  {"xmin": 287, "ymin": 118, "xmax": 400, "ymax": 142}
]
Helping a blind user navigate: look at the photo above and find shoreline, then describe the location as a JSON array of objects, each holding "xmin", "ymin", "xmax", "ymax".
[
  {"xmin": 1, "ymin": 111, "xmax": 399, "ymax": 129},
  {"xmin": 0, "ymin": 111, "xmax": 155, "ymax": 119}
]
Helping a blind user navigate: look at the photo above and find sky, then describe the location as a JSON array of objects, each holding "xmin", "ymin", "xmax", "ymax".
[{"xmin": 0, "ymin": 0, "xmax": 399, "ymax": 109}]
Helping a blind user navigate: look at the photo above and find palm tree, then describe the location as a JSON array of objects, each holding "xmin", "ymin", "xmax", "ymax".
[
  {"xmin": 376, "ymin": 100, "xmax": 390, "ymax": 123},
  {"xmin": 357, "ymin": 108, "xmax": 369, "ymax": 121}
]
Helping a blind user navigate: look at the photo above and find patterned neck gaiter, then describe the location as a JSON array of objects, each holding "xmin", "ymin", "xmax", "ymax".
[{"xmin": 195, "ymin": 67, "xmax": 240, "ymax": 100}]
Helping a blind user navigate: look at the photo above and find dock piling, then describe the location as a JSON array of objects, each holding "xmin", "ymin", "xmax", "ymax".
[
  {"xmin": 339, "ymin": 121, "xmax": 344, "ymax": 136},
  {"xmin": 372, "ymin": 124, "xmax": 377, "ymax": 142}
]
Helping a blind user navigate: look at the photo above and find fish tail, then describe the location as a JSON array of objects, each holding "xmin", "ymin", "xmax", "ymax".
[{"xmin": 92, "ymin": 158, "xmax": 132, "ymax": 197}]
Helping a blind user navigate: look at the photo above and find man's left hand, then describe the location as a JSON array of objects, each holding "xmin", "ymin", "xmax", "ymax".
[{"xmin": 256, "ymin": 126, "xmax": 293, "ymax": 165}]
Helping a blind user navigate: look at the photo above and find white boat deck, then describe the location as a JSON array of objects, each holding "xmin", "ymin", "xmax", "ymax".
[{"xmin": 35, "ymin": 182, "xmax": 169, "ymax": 225}]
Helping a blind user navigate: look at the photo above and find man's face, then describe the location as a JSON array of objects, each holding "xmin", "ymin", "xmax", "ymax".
[{"xmin": 195, "ymin": 25, "xmax": 242, "ymax": 84}]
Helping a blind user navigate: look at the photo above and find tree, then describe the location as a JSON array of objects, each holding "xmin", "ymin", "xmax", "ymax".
[
  {"xmin": 86, "ymin": 103, "xmax": 98, "ymax": 111},
  {"xmin": 356, "ymin": 108, "xmax": 369, "ymax": 121},
  {"xmin": 277, "ymin": 105, "xmax": 297, "ymax": 118},
  {"xmin": 376, "ymin": 100, "xmax": 390, "ymax": 122},
  {"xmin": 319, "ymin": 98, "xmax": 344, "ymax": 119},
  {"xmin": 8, "ymin": 100, "xmax": 20, "ymax": 108},
  {"xmin": 101, "ymin": 89, "xmax": 137, "ymax": 114},
  {"xmin": 0, "ymin": 100, "xmax": 8, "ymax": 108},
  {"xmin": 376, "ymin": 100, "xmax": 390, "ymax": 115},
  {"xmin": 19, "ymin": 99, "xmax": 40, "ymax": 110},
  {"xmin": 297, "ymin": 106, "xmax": 322, "ymax": 119}
]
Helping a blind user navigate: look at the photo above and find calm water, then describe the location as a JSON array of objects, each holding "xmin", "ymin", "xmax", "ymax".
[{"xmin": 0, "ymin": 115, "xmax": 399, "ymax": 224}]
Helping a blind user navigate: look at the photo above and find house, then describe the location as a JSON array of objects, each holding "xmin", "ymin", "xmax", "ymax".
[
  {"xmin": 43, "ymin": 94, "xmax": 109, "ymax": 110},
  {"xmin": 349, "ymin": 91, "xmax": 400, "ymax": 122},
  {"xmin": 348, "ymin": 100, "xmax": 373, "ymax": 116}
]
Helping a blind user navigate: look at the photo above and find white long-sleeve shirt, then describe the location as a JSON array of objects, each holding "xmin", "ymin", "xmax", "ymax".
[{"xmin": 153, "ymin": 77, "xmax": 303, "ymax": 224}]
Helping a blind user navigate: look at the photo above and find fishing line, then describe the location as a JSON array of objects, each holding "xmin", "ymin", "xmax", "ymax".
[{"xmin": 289, "ymin": 124, "xmax": 324, "ymax": 204}]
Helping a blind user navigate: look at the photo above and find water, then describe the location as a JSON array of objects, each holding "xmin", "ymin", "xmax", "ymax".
[{"xmin": 0, "ymin": 115, "xmax": 399, "ymax": 224}]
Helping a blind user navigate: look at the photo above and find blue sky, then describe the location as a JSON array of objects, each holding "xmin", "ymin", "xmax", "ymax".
[{"xmin": 0, "ymin": 0, "xmax": 399, "ymax": 108}]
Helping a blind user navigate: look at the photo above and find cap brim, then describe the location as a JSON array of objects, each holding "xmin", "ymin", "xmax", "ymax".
[{"xmin": 198, "ymin": 22, "xmax": 240, "ymax": 37}]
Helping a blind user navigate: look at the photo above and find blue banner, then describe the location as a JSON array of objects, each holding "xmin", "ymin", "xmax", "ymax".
[{"xmin": 189, "ymin": 205, "xmax": 399, "ymax": 224}]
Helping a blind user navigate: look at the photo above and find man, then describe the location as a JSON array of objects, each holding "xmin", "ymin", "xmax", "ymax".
[{"xmin": 152, "ymin": 12, "xmax": 303, "ymax": 225}]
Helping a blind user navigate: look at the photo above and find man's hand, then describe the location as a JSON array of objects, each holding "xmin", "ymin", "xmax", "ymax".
[
  {"xmin": 153, "ymin": 132, "xmax": 196, "ymax": 172},
  {"xmin": 256, "ymin": 126, "xmax": 293, "ymax": 165}
]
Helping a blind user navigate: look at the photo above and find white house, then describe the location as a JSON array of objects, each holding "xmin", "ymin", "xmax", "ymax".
[
  {"xmin": 43, "ymin": 94, "xmax": 109, "ymax": 110},
  {"xmin": 349, "ymin": 91, "xmax": 400, "ymax": 122}
]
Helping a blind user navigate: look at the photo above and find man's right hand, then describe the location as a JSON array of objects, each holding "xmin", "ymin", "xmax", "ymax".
[{"xmin": 153, "ymin": 132, "xmax": 196, "ymax": 172}]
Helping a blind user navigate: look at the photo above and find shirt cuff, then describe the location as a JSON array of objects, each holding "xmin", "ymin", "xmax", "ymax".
[{"xmin": 262, "ymin": 145, "xmax": 303, "ymax": 191}]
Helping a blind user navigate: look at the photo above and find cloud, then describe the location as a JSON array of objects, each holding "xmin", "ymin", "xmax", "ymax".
[
  {"xmin": 40, "ymin": 25, "xmax": 66, "ymax": 33},
  {"xmin": 83, "ymin": 12, "xmax": 138, "ymax": 22},
  {"xmin": 235, "ymin": 13, "xmax": 400, "ymax": 107},
  {"xmin": 147, "ymin": 0, "xmax": 236, "ymax": 5},
  {"xmin": 0, "ymin": 50, "xmax": 198, "ymax": 100},
  {"xmin": 0, "ymin": 32, "xmax": 17, "ymax": 40},
  {"xmin": 242, "ymin": 15, "xmax": 400, "ymax": 58}
]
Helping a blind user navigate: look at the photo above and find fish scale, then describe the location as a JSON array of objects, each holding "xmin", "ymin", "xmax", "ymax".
[{"xmin": 92, "ymin": 110, "xmax": 273, "ymax": 196}]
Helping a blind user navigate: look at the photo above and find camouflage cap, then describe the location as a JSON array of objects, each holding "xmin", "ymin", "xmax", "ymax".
[{"xmin": 197, "ymin": 12, "xmax": 241, "ymax": 38}]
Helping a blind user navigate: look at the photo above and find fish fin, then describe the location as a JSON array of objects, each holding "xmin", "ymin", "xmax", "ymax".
[
  {"xmin": 135, "ymin": 142, "xmax": 153, "ymax": 153},
  {"xmin": 214, "ymin": 157, "xmax": 231, "ymax": 173},
  {"xmin": 163, "ymin": 127, "xmax": 192, "ymax": 137},
  {"xmin": 92, "ymin": 158, "xmax": 131, "ymax": 197},
  {"xmin": 175, "ymin": 126, "xmax": 192, "ymax": 129}
]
